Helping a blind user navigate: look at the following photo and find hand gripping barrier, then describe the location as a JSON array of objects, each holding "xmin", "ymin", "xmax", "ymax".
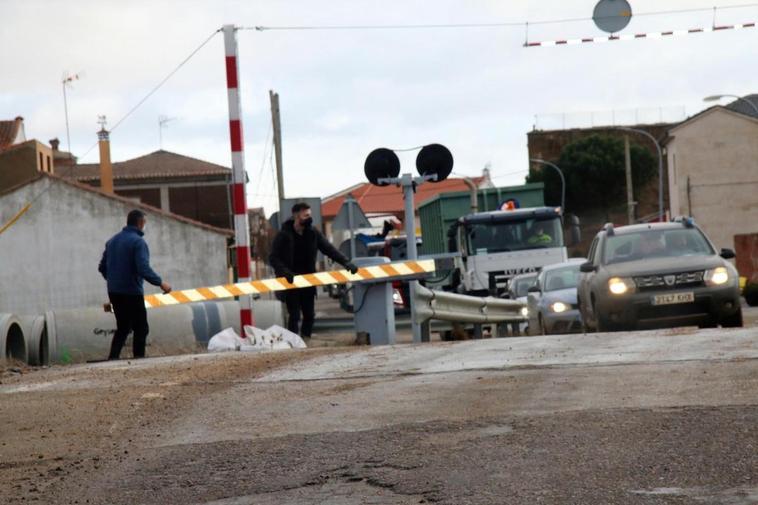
[
  {"xmin": 144, "ymin": 259, "xmax": 436, "ymax": 309},
  {"xmin": 413, "ymin": 283, "xmax": 526, "ymax": 324}
]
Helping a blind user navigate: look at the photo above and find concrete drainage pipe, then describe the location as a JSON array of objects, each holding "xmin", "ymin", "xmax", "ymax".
[
  {"xmin": 44, "ymin": 300, "xmax": 284, "ymax": 364},
  {"xmin": 19, "ymin": 315, "xmax": 48, "ymax": 366},
  {"xmin": 0, "ymin": 314, "xmax": 28, "ymax": 364}
]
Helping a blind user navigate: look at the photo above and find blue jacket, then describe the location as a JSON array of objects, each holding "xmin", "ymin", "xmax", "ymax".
[{"xmin": 98, "ymin": 226, "xmax": 162, "ymax": 295}]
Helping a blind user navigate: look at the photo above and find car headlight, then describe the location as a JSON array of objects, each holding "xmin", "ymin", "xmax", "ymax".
[
  {"xmin": 550, "ymin": 301, "xmax": 568, "ymax": 313},
  {"xmin": 705, "ymin": 267, "xmax": 729, "ymax": 286},
  {"xmin": 608, "ymin": 277, "xmax": 635, "ymax": 295},
  {"xmin": 520, "ymin": 306, "xmax": 529, "ymax": 317}
]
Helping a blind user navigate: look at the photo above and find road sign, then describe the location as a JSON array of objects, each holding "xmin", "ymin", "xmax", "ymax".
[{"xmin": 593, "ymin": 0, "xmax": 632, "ymax": 33}]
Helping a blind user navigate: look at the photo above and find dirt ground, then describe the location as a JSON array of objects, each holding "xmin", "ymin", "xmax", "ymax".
[{"xmin": 1, "ymin": 331, "xmax": 757, "ymax": 504}]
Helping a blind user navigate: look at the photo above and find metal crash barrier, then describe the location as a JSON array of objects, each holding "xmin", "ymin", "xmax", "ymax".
[{"xmin": 413, "ymin": 283, "xmax": 526, "ymax": 338}]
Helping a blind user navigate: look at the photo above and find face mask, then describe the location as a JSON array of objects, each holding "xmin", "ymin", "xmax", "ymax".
[{"xmin": 302, "ymin": 217, "xmax": 313, "ymax": 228}]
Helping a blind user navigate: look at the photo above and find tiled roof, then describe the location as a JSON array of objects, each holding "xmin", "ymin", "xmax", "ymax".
[
  {"xmin": 70, "ymin": 150, "xmax": 231, "ymax": 181},
  {"xmin": 322, "ymin": 177, "xmax": 485, "ymax": 218},
  {"xmin": 0, "ymin": 117, "xmax": 24, "ymax": 151}
]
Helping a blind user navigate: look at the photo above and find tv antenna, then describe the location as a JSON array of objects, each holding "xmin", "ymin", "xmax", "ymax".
[{"xmin": 158, "ymin": 115, "xmax": 178, "ymax": 150}]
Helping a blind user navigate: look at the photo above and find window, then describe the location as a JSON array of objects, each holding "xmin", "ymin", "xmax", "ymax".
[
  {"xmin": 38, "ymin": 152, "xmax": 43, "ymax": 170},
  {"xmin": 543, "ymin": 264, "xmax": 581, "ymax": 291},
  {"xmin": 46, "ymin": 156, "xmax": 51, "ymax": 172},
  {"xmin": 604, "ymin": 228, "xmax": 714, "ymax": 265},
  {"xmin": 467, "ymin": 216, "xmax": 564, "ymax": 254}
]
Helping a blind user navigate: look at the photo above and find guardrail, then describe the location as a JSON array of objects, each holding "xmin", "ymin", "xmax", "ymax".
[{"xmin": 413, "ymin": 283, "xmax": 525, "ymax": 325}]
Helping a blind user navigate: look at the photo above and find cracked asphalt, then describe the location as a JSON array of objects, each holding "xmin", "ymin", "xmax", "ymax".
[{"xmin": 1, "ymin": 327, "xmax": 757, "ymax": 504}]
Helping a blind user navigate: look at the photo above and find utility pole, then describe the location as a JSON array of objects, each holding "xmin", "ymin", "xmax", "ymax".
[
  {"xmin": 61, "ymin": 72, "xmax": 80, "ymax": 164},
  {"xmin": 269, "ymin": 90, "xmax": 285, "ymax": 203},
  {"xmin": 624, "ymin": 135, "xmax": 635, "ymax": 224}
]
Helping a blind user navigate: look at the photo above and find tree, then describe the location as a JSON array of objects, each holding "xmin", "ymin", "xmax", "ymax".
[{"xmin": 527, "ymin": 134, "xmax": 656, "ymax": 217}]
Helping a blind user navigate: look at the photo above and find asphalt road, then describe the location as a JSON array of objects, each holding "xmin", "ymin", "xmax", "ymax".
[{"xmin": 1, "ymin": 325, "xmax": 757, "ymax": 504}]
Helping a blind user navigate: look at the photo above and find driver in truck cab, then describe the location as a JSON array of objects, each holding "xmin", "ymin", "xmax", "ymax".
[{"xmin": 527, "ymin": 224, "xmax": 552, "ymax": 246}]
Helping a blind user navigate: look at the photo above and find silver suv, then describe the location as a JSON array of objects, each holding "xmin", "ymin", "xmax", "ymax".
[{"xmin": 578, "ymin": 219, "xmax": 742, "ymax": 332}]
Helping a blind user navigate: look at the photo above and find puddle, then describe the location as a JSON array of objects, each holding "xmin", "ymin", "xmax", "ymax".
[
  {"xmin": 197, "ymin": 480, "xmax": 424, "ymax": 505},
  {"xmin": 631, "ymin": 486, "xmax": 758, "ymax": 504}
]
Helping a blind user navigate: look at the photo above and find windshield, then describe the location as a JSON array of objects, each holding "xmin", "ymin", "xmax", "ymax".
[
  {"xmin": 467, "ymin": 217, "xmax": 564, "ymax": 254},
  {"xmin": 543, "ymin": 264, "xmax": 581, "ymax": 291},
  {"xmin": 511, "ymin": 275, "xmax": 537, "ymax": 297},
  {"xmin": 603, "ymin": 228, "xmax": 714, "ymax": 265}
]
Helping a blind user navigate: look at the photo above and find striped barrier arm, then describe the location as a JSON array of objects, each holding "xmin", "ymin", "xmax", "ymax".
[{"xmin": 144, "ymin": 259, "xmax": 436, "ymax": 309}]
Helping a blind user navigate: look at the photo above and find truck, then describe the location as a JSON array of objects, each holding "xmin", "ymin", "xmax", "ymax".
[{"xmin": 418, "ymin": 183, "xmax": 580, "ymax": 296}]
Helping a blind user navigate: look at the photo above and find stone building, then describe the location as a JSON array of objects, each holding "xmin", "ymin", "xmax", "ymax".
[{"xmin": 665, "ymin": 96, "xmax": 758, "ymax": 250}]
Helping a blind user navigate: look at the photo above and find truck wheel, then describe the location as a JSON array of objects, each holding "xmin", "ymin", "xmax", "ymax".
[{"xmin": 721, "ymin": 308, "xmax": 743, "ymax": 328}]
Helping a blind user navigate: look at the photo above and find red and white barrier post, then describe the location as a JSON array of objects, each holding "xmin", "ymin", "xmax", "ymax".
[{"xmin": 223, "ymin": 24, "xmax": 254, "ymax": 328}]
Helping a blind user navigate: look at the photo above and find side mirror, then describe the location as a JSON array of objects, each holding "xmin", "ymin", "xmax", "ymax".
[
  {"xmin": 568, "ymin": 214, "xmax": 581, "ymax": 246},
  {"xmin": 720, "ymin": 248, "xmax": 736, "ymax": 260},
  {"xmin": 528, "ymin": 286, "xmax": 540, "ymax": 293},
  {"xmin": 580, "ymin": 261, "xmax": 596, "ymax": 273}
]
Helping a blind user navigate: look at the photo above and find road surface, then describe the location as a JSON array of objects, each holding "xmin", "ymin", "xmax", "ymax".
[{"xmin": 1, "ymin": 326, "xmax": 757, "ymax": 504}]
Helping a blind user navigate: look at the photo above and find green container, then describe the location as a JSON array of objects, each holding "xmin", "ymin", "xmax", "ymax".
[{"xmin": 418, "ymin": 183, "xmax": 545, "ymax": 255}]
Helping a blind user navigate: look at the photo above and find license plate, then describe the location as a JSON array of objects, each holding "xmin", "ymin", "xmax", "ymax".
[{"xmin": 651, "ymin": 292, "xmax": 695, "ymax": 306}]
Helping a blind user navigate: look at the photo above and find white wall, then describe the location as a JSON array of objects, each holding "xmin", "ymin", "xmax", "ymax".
[
  {"xmin": 0, "ymin": 177, "xmax": 230, "ymax": 314},
  {"xmin": 667, "ymin": 108, "xmax": 758, "ymax": 251}
]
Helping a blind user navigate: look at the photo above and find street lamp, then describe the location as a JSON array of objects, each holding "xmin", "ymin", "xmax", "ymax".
[
  {"xmin": 703, "ymin": 94, "xmax": 758, "ymax": 116},
  {"xmin": 612, "ymin": 127, "xmax": 664, "ymax": 222},
  {"xmin": 530, "ymin": 159, "xmax": 565, "ymax": 212}
]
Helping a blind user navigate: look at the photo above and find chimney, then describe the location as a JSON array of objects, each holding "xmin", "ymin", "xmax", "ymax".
[
  {"xmin": 97, "ymin": 118, "xmax": 114, "ymax": 194},
  {"xmin": 49, "ymin": 138, "xmax": 60, "ymax": 151}
]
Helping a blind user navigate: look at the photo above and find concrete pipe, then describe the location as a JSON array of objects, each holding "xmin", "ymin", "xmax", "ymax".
[
  {"xmin": 0, "ymin": 314, "xmax": 28, "ymax": 364},
  {"xmin": 44, "ymin": 300, "xmax": 284, "ymax": 364},
  {"xmin": 18, "ymin": 315, "xmax": 48, "ymax": 366}
]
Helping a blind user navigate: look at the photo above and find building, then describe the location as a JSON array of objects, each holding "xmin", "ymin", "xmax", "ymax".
[
  {"xmin": 0, "ymin": 116, "xmax": 58, "ymax": 191},
  {"xmin": 527, "ymin": 122, "xmax": 675, "ymax": 254},
  {"xmin": 70, "ymin": 150, "xmax": 233, "ymax": 230},
  {"xmin": 321, "ymin": 170, "xmax": 493, "ymax": 240},
  {"xmin": 665, "ymin": 95, "xmax": 758, "ymax": 251},
  {"xmin": 0, "ymin": 172, "xmax": 231, "ymax": 315}
]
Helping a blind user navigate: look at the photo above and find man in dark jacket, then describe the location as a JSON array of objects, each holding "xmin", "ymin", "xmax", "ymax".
[
  {"xmin": 269, "ymin": 202, "xmax": 358, "ymax": 337},
  {"xmin": 98, "ymin": 210, "xmax": 171, "ymax": 360}
]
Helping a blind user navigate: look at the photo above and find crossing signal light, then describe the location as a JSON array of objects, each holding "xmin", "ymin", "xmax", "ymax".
[
  {"xmin": 416, "ymin": 144, "xmax": 453, "ymax": 182},
  {"xmin": 364, "ymin": 148, "xmax": 401, "ymax": 186}
]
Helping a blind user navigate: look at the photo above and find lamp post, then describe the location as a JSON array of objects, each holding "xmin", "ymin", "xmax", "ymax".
[
  {"xmin": 612, "ymin": 127, "xmax": 664, "ymax": 222},
  {"xmin": 703, "ymin": 94, "xmax": 758, "ymax": 116},
  {"xmin": 530, "ymin": 158, "xmax": 565, "ymax": 212}
]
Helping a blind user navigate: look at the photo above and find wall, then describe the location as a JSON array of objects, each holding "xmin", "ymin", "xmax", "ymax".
[
  {"xmin": 667, "ymin": 109, "xmax": 758, "ymax": 250},
  {"xmin": 0, "ymin": 177, "xmax": 230, "ymax": 314},
  {"xmin": 0, "ymin": 141, "xmax": 53, "ymax": 191}
]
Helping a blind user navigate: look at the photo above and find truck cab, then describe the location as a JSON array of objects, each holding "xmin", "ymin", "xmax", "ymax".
[{"xmin": 449, "ymin": 207, "xmax": 574, "ymax": 296}]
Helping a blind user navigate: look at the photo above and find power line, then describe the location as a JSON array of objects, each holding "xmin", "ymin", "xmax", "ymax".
[
  {"xmin": 78, "ymin": 28, "xmax": 221, "ymax": 161},
  {"xmin": 246, "ymin": 3, "xmax": 758, "ymax": 32}
]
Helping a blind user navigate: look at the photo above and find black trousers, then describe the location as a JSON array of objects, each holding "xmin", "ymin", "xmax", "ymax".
[
  {"xmin": 285, "ymin": 287, "xmax": 316, "ymax": 337},
  {"xmin": 108, "ymin": 292, "xmax": 149, "ymax": 360}
]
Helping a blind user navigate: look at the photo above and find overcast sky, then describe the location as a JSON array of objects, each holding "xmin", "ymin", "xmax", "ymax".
[{"xmin": 2, "ymin": 0, "xmax": 757, "ymax": 216}]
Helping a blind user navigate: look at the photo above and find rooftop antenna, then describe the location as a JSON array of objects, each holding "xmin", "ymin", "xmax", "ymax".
[
  {"xmin": 97, "ymin": 115, "xmax": 108, "ymax": 130},
  {"xmin": 158, "ymin": 115, "xmax": 177, "ymax": 150},
  {"xmin": 61, "ymin": 71, "xmax": 84, "ymax": 162}
]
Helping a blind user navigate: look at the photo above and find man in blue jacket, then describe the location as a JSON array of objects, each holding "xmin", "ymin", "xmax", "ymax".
[{"xmin": 98, "ymin": 210, "xmax": 171, "ymax": 360}]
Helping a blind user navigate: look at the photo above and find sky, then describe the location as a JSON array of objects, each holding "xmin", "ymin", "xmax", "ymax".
[{"xmin": 2, "ymin": 0, "xmax": 758, "ymax": 216}]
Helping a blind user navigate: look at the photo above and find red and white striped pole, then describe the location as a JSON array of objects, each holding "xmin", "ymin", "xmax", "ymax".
[{"xmin": 223, "ymin": 24, "xmax": 254, "ymax": 328}]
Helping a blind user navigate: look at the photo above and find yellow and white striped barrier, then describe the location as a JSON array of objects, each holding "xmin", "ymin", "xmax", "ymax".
[{"xmin": 144, "ymin": 259, "xmax": 436, "ymax": 308}]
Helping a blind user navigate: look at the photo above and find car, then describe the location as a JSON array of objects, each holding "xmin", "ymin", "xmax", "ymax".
[
  {"xmin": 578, "ymin": 219, "xmax": 742, "ymax": 332},
  {"xmin": 506, "ymin": 272, "xmax": 539, "ymax": 334},
  {"xmin": 526, "ymin": 259, "xmax": 586, "ymax": 335}
]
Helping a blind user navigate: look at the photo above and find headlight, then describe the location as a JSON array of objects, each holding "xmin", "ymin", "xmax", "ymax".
[
  {"xmin": 520, "ymin": 306, "xmax": 529, "ymax": 317},
  {"xmin": 705, "ymin": 267, "xmax": 729, "ymax": 286},
  {"xmin": 608, "ymin": 277, "xmax": 635, "ymax": 295},
  {"xmin": 392, "ymin": 289, "xmax": 403, "ymax": 305},
  {"xmin": 550, "ymin": 302, "xmax": 568, "ymax": 313}
]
